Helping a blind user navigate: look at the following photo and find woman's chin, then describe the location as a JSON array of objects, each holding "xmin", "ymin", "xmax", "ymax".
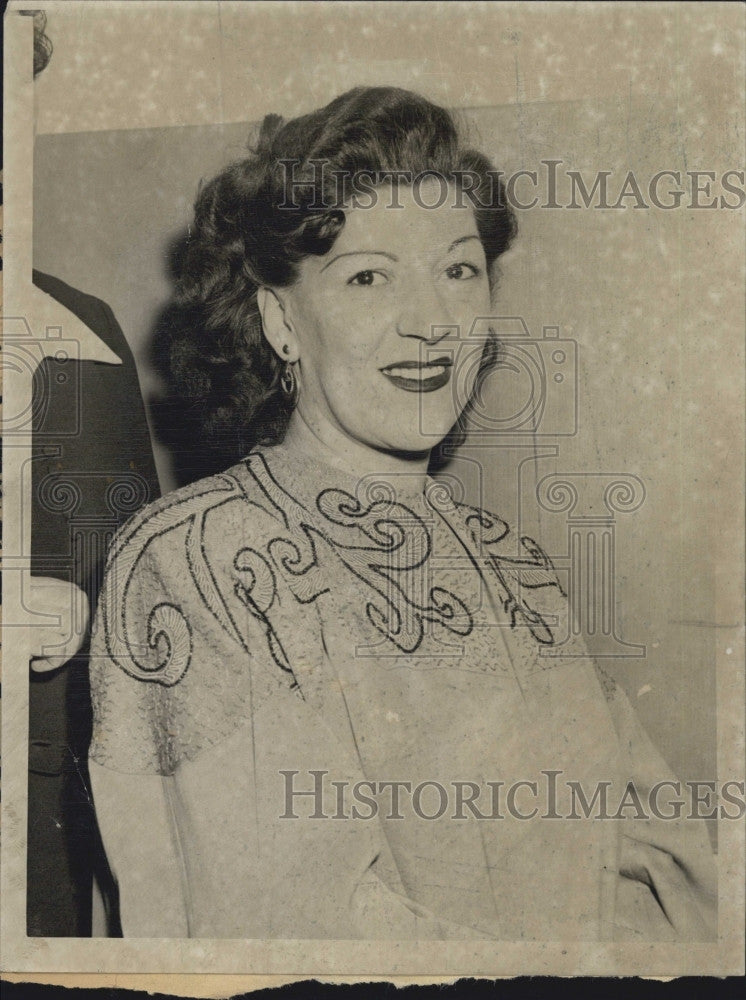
[{"xmin": 376, "ymin": 426, "xmax": 453, "ymax": 457}]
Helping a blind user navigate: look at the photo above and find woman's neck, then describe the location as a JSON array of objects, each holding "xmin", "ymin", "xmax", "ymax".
[{"xmin": 278, "ymin": 411, "xmax": 431, "ymax": 496}]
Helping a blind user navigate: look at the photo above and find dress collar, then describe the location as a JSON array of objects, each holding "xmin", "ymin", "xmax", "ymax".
[{"xmin": 251, "ymin": 437, "xmax": 449, "ymax": 518}]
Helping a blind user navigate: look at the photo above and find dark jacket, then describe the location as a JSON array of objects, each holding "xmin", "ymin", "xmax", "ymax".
[{"xmin": 28, "ymin": 270, "xmax": 160, "ymax": 936}]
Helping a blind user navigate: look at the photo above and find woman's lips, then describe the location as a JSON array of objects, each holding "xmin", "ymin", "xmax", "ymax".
[{"xmin": 380, "ymin": 358, "xmax": 453, "ymax": 393}]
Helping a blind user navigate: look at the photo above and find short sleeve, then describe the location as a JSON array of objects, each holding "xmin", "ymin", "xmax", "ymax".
[
  {"xmin": 88, "ymin": 480, "xmax": 266, "ymax": 776},
  {"xmin": 89, "ymin": 533, "xmax": 177, "ymax": 774}
]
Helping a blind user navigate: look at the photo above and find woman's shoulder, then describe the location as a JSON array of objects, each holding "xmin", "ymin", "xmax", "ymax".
[
  {"xmin": 104, "ymin": 456, "xmax": 285, "ymax": 570},
  {"xmin": 90, "ymin": 455, "xmax": 306, "ymax": 774}
]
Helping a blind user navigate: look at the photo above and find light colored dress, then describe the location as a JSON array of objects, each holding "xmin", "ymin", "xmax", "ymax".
[{"xmin": 88, "ymin": 439, "xmax": 717, "ymax": 939}]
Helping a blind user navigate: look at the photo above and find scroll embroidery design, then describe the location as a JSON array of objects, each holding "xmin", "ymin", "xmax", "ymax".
[
  {"xmin": 100, "ymin": 476, "xmax": 251, "ymax": 686},
  {"xmin": 461, "ymin": 506, "xmax": 566, "ymax": 644},
  {"xmin": 240, "ymin": 455, "xmax": 474, "ymax": 656},
  {"xmin": 101, "ymin": 455, "xmax": 567, "ymax": 692}
]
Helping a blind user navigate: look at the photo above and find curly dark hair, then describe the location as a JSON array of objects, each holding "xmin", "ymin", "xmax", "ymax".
[
  {"xmin": 166, "ymin": 86, "xmax": 517, "ymax": 475},
  {"xmin": 19, "ymin": 9, "xmax": 53, "ymax": 77}
]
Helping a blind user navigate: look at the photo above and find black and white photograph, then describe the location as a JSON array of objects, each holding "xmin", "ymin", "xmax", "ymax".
[{"xmin": 2, "ymin": 0, "xmax": 744, "ymax": 984}]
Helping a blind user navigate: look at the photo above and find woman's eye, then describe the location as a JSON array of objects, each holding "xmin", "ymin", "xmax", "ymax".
[
  {"xmin": 445, "ymin": 262, "xmax": 481, "ymax": 280},
  {"xmin": 348, "ymin": 270, "xmax": 385, "ymax": 286}
]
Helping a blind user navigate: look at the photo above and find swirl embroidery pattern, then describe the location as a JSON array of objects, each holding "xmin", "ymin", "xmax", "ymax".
[
  {"xmin": 461, "ymin": 505, "xmax": 566, "ymax": 644},
  {"xmin": 100, "ymin": 454, "xmax": 566, "ymax": 693},
  {"xmin": 99, "ymin": 476, "xmax": 250, "ymax": 686},
  {"xmin": 240, "ymin": 455, "xmax": 474, "ymax": 656}
]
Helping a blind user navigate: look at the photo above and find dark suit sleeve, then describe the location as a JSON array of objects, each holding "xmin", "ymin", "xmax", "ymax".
[
  {"xmin": 28, "ymin": 272, "xmax": 161, "ymax": 936},
  {"xmin": 30, "ymin": 273, "xmax": 161, "ymax": 599}
]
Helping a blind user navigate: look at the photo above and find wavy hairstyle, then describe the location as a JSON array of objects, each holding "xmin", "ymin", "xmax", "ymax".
[
  {"xmin": 167, "ymin": 86, "xmax": 517, "ymax": 473},
  {"xmin": 19, "ymin": 10, "xmax": 53, "ymax": 77}
]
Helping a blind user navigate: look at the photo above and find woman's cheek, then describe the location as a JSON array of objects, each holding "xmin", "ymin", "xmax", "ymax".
[{"xmin": 452, "ymin": 342, "xmax": 485, "ymax": 401}]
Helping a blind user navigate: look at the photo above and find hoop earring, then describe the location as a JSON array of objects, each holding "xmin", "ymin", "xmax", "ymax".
[{"xmin": 280, "ymin": 360, "xmax": 299, "ymax": 406}]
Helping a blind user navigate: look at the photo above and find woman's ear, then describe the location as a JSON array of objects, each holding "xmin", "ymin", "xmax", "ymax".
[{"xmin": 256, "ymin": 287, "xmax": 300, "ymax": 362}]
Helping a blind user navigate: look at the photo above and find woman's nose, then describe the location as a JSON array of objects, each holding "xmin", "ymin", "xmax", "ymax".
[{"xmin": 395, "ymin": 282, "xmax": 456, "ymax": 341}]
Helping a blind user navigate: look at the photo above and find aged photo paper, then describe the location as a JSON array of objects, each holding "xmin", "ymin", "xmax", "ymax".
[{"xmin": 2, "ymin": 1, "xmax": 744, "ymax": 992}]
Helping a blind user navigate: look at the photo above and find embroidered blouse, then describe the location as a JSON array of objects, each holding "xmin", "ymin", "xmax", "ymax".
[{"xmin": 88, "ymin": 439, "xmax": 717, "ymax": 940}]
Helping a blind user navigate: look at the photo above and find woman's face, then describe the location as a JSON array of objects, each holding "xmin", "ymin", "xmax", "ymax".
[{"xmin": 274, "ymin": 179, "xmax": 493, "ymax": 457}]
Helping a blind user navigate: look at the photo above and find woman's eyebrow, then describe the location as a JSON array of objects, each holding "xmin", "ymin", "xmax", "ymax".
[
  {"xmin": 446, "ymin": 235, "xmax": 481, "ymax": 253},
  {"xmin": 320, "ymin": 250, "xmax": 398, "ymax": 272},
  {"xmin": 320, "ymin": 235, "xmax": 480, "ymax": 273}
]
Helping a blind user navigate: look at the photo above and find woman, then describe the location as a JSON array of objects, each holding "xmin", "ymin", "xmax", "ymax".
[{"xmin": 88, "ymin": 87, "xmax": 716, "ymax": 940}]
